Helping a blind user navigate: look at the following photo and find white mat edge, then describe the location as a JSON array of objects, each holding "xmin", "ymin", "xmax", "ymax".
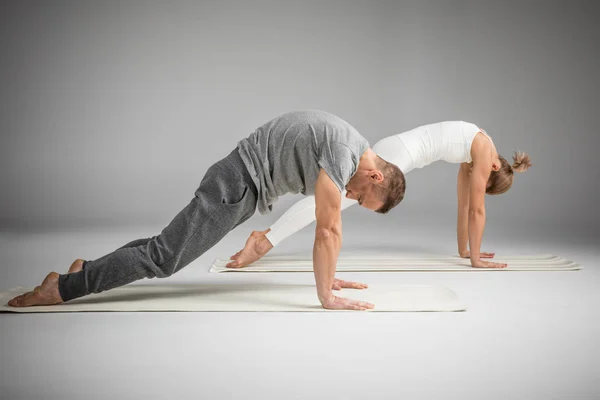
[
  {"xmin": 0, "ymin": 284, "xmax": 467, "ymax": 313},
  {"xmin": 210, "ymin": 255, "xmax": 583, "ymax": 273}
]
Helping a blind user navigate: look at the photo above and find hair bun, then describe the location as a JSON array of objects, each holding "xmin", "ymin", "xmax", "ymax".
[{"xmin": 512, "ymin": 151, "xmax": 532, "ymax": 173}]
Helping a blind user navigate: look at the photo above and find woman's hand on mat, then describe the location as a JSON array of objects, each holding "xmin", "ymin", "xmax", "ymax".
[
  {"xmin": 459, "ymin": 250, "xmax": 495, "ymax": 259},
  {"xmin": 227, "ymin": 229, "xmax": 274, "ymax": 268},
  {"xmin": 331, "ymin": 278, "xmax": 368, "ymax": 291},
  {"xmin": 320, "ymin": 292, "xmax": 374, "ymax": 311},
  {"xmin": 470, "ymin": 259, "xmax": 507, "ymax": 268}
]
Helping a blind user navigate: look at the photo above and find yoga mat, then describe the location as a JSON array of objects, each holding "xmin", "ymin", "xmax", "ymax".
[
  {"xmin": 0, "ymin": 284, "xmax": 465, "ymax": 313},
  {"xmin": 210, "ymin": 254, "xmax": 582, "ymax": 273}
]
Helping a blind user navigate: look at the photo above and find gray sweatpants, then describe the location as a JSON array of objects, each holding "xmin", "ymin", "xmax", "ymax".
[{"xmin": 58, "ymin": 149, "xmax": 258, "ymax": 302}]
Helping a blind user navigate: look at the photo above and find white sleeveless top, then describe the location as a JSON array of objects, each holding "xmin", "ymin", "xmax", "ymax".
[{"xmin": 373, "ymin": 121, "xmax": 493, "ymax": 174}]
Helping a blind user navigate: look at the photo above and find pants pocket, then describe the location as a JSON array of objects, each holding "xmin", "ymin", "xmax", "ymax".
[{"xmin": 221, "ymin": 184, "xmax": 249, "ymax": 207}]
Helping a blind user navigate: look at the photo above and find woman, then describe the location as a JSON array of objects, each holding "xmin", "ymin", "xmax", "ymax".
[{"xmin": 228, "ymin": 121, "xmax": 531, "ymax": 269}]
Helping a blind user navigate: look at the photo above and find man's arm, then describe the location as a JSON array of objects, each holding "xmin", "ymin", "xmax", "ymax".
[{"xmin": 313, "ymin": 169, "xmax": 373, "ymax": 310}]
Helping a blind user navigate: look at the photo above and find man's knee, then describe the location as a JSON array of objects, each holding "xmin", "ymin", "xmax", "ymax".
[{"xmin": 144, "ymin": 240, "xmax": 176, "ymax": 278}]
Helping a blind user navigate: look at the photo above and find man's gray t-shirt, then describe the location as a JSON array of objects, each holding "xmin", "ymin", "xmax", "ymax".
[{"xmin": 237, "ymin": 110, "xmax": 370, "ymax": 214}]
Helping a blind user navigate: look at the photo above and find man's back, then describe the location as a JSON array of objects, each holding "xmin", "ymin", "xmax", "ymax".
[{"xmin": 237, "ymin": 110, "xmax": 369, "ymax": 214}]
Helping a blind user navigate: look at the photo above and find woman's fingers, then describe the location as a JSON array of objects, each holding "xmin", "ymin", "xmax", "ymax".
[{"xmin": 332, "ymin": 278, "xmax": 368, "ymax": 290}]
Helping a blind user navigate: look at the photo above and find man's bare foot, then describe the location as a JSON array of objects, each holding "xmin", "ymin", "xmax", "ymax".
[
  {"xmin": 68, "ymin": 259, "xmax": 85, "ymax": 273},
  {"xmin": 8, "ymin": 272, "xmax": 64, "ymax": 307},
  {"xmin": 227, "ymin": 229, "xmax": 274, "ymax": 268}
]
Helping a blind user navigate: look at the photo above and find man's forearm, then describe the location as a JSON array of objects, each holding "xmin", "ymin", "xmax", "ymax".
[{"xmin": 312, "ymin": 225, "xmax": 341, "ymax": 303}]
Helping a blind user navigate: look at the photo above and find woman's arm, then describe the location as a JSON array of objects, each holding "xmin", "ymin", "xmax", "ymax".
[
  {"xmin": 457, "ymin": 163, "xmax": 496, "ymax": 259},
  {"xmin": 468, "ymin": 137, "xmax": 506, "ymax": 268},
  {"xmin": 456, "ymin": 163, "xmax": 471, "ymax": 257}
]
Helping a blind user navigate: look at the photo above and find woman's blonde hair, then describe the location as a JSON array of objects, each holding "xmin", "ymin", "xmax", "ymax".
[{"xmin": 486, "ymin": 151, "xmax": 532, "ymax": 195}]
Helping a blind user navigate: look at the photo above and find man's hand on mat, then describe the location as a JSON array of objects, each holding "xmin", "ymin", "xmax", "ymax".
[
  {"xmin": 331, "ymin": 278, "xmax": 368, "ymax": 291},
  {"xmin": 470, "ymin": 259, "xmax": 507, "ymax": 268},
  {"xmin": 7, "ymin": 272, "xmax": 63, "ymax": 307},
  {"xmin": 227, "ymin": 229, "xmax": 274, "ymax": 268},
  {"xmin": 459, "ymin": 250, "xmax": 495, "ymax": 259},
  {"xmin": 320, "ymin": 292, "xmax": 374, "ymax": 311}
]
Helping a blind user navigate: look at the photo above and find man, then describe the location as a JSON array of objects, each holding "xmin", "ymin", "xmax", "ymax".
[{"xmin": 8, "ymin": 110, "xmax": 406, "ymax": 310}]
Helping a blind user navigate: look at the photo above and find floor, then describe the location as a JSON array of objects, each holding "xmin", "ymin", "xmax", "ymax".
[{"xmin": 1, "ymin": 221, "xmax": 599, "ymax": 400}]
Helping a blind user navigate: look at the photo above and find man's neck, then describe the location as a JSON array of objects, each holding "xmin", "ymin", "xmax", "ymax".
[{"xmin": 358, "ymin": 148, "xmax": 377, "ymax": 170}]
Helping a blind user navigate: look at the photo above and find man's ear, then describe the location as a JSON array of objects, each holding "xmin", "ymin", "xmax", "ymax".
[{"xmin": 369, "ymin": 170, "xmax": 384, "ymax": 183}]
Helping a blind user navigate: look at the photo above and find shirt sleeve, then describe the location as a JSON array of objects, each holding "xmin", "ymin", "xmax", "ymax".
[{"xmin": 317, "ymin": 142, "xmax": 358, "ymax": 192}]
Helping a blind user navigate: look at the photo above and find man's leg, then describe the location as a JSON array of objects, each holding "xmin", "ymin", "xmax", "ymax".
[
  {"xmin": 69, "ymin": 237, "xmax": 156, "ymax": 273},
  {"xmin": 9, "ymin": 149, "xmax": 257, "ymax": 306}
]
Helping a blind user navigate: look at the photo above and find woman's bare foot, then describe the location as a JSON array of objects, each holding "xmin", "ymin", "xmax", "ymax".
[
  {"xmin": 68, "ymin": 259, "xmax": 85, "ymax": 273},
  {"xmin": 227, "ymin": 229, "xmax": 274, "ymax": 268},
  {"xmin": 8, "ymin": 272, "xmax": 63, "ymax": 307}
]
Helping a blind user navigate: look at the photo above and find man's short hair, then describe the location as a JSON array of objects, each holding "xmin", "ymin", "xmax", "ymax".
[{"xmin": 374, "ymin": 157, "xmax": 406, "ymax": 214}]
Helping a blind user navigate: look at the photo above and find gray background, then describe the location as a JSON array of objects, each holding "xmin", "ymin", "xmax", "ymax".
[
  {"xmin": 1, "ymin": 0, "xmax": 598, "ymax": 234},
  {"xmin": 1, "ymin": 1, "xmax": 599, "ymax": 400}
]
